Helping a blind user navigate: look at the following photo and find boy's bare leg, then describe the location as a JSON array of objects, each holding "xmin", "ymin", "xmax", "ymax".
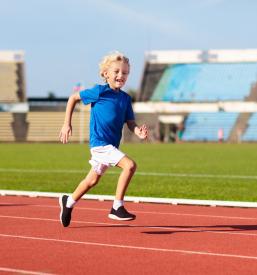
[
  {"xmin": 59, "ymin": 168, "xmax": 101, "ymax": 227},
  {"xmin": 72, "ymin": 168, "xmax": 102, "ymax": 201},
  {"xmin": 115, "ymin": 156, "xmax": 137, "ymax": 200},
  {"xmin": 108, "ymin": 156, "xmax": 137, "ymax": 221}
]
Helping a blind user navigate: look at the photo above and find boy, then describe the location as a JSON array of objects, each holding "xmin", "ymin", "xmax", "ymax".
[{"xmin": 59, "ymin": 51, "xmax": 148, "ymax": 227}]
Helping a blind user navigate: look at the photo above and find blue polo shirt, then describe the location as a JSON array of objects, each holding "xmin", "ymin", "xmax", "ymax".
[{"xmin": 80, "ymin": 84, "xmax": 135, "ymax": 148}]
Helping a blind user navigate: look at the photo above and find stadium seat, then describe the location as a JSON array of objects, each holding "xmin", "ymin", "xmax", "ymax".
[
  {"xmin": 182, "ymin": 112, "xmax": 239, "ymax": 141},
  {"xmin": 242, "ymin": 113, "xmax": 257, "ymax": 141},
  {"xmin": 0, "ymin": 113, "xmax": 15, "ymax": 141},
  {"xmin": 26, "ymin": 111, "xmax": 90, "ymax": 142},
  {"xmin": 152, "ymin": 63, "xmax": 257, "ymax": 102},
  {"xmin": 0, "ymin": 63, "xmax": 19, "ymax": 102}
]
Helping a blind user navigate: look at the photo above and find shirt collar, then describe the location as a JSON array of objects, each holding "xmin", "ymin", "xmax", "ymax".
[{"xmin": 105, "ymin": 83, "xmax": 122, "ymax": 93}]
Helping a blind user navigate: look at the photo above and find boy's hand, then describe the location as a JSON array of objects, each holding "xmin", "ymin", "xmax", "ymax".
[
  {"xmin": 135, "ymin": 124, "xmax": 148, "ymax": 140},
  {"xmin": 59, "ymin": 124, "xmax": 72, "ymax": 144}
]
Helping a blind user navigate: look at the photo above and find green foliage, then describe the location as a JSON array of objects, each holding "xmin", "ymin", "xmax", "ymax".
[
  {"xmin": 47, "ymin": 91, "xmax": 56, "ymax": 99},
  {"xmin": 1, "ymin": 143, "xmax": 257, "ymax": 201}
]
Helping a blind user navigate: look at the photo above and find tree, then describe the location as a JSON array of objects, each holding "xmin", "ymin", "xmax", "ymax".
[{"xmin": 47, "ymin": 91, "xmax": 56, "ymax": 100}]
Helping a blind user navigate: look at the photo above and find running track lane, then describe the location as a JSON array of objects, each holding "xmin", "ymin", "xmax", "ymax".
[{"xmin": 1, "ymin": 196, "xmax": 257, "ymax": 274}]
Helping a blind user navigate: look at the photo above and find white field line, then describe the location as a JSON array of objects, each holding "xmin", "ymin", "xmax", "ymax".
[
  {"xmin": 0, "ymin": 167, "xmax": 257, "ymax": 180},
  {"xmin": 1, "ymin": 233, "xmax": 257, "ymax": 261},
  {"xmin": 0, "ymin": 267, "xmax": 55, "ymax": 275},
  {"xmin": 1, "ymin": 215, "xmax": 257, "ymax": 237}
]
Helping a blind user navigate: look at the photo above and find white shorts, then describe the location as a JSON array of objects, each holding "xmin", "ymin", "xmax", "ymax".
[{"xmin": 89, "ymin": 145, "xmax": 125, "ymax": 175}]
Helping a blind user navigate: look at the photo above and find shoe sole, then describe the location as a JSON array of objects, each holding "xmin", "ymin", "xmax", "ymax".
[
  {"xmin": 59, "ymin": 196, "xmax": 64, "ymax": 225},
  {"xmin": 108, "ymin": 214, "xmax": 135, "ymax": 221}
]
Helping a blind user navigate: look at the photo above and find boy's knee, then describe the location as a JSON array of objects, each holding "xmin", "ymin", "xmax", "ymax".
[{"xmin": 125, "ymin": 160, "xmax": 137, "ymax": 173}]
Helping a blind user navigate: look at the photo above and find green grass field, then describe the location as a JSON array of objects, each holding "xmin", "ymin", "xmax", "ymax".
[{"xmin": 1, "ymin": 143, "xmax": 257, "ymax": 202}]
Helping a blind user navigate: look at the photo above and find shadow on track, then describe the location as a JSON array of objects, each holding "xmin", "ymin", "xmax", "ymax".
[{"xmin": 70, "ymin": 223, "xmax": 257, "ymax": 235}]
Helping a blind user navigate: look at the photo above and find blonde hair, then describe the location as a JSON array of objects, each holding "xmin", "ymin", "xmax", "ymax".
[{"xmin": 99, "ymin": 51, "xmax": 130, "ymax": 82}]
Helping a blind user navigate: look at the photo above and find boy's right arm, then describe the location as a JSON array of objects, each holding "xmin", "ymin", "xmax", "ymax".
[{"xmin": 59, "ymin": 92, "xmax": 81, "ymax": 144}]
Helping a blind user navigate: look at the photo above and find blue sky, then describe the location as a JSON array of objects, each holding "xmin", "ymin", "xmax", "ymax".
[{"xmin": 1, "ymin": 0, "xmax": 257, "ymax": 97}]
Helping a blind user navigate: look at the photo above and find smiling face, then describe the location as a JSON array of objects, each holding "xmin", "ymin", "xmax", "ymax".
[{"xmin": 103, "ymin": 61, "xmax": 129, "ymax": 90}]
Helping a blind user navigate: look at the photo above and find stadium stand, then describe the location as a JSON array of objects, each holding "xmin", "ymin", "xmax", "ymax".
[
  {"xmin": 0, "ymin": 63, "xmax": 17, "ymax": 102},
  {"xmin": 0, "ymin": 51, "xmax": 26, "ymax": 103},
  {"xmin": 138, "ymin": 63, "xmax": 167, "ymax": 101},
  {"xmin": 151, "ymin": 63, "xmax": 257, "ymax": 102},
  {"xmin": 138, "ymin": 49, "xmax": 257, "ymax": 102},
  {"xmin": 242, "ymin": 113, "xmax": 257, "ymax": 141},
  {"xmin": 26, "ymin": 110, "xmax": 90, "ymax": 142},
  {"xmin": 0, "ymin": 109, "xmax": 90, "ymax": 142},
  {"xmin": 0, "ymin": 112, "xmax": 15, "ymax": 141},
  {"xmin": 182, "ymin": 112, "xmax": 239, "ymax": 142},
  {"xmin": 136, "ymin": 49, "xmax": 257, "ymax": 142}
]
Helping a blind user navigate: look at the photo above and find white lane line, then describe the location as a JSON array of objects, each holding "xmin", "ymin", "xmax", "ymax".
[
  {"xmin": 1, "ymin": 201, "xmax": 257, "ymax": 220},
  {"xmin": 2, "ymin": 198, "xmax": 257, "ymax": 220},
  {"xmin": 0, "ymin": 267, "xmax": 55, "ymax": 275},
  {"xmin": 0, "ymin": 168, "xmax": 257, "ymax": 180},
  {"xmin": 33, "ymin": 204, "xmax": 257, "ymax": 221},
  {"xmin": 1, "ymin": 215, "xmax": 257, "ymax": 237},
  {"xmin": 1, "ymin": 233, "xmax": 257, "ymax": 261},
  {"xmin": 0, "ymin": 215, "xmax": 122, "ymax": 226}
]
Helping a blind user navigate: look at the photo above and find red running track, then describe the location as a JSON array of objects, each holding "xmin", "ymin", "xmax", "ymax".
[{"xmin": 1, "ymin": 195, "xmax": 257, "ymax": 274}]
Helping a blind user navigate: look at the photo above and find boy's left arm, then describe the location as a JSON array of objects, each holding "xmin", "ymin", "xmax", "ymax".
[{"xmin": 126, "ymin": 120, "xmax": 148, "ymax": 140}]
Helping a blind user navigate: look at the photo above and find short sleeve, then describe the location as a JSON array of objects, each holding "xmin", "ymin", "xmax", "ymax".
[
  {"xmin": 125, "ymin": 96, "xmax": 135, "ymax": 121},
  {"xmin": 80, "ymin": 85, "xmax": 100, "ymax": 105}
]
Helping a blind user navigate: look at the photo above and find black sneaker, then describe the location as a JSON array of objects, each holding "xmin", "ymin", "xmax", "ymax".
[
  {"xmin": 59, "ymin": 195, "xmax": 73, "ymax": 227},
  {"xmin": 108, "ymin": 206, "xmax": 136, "ymax": 221}
]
